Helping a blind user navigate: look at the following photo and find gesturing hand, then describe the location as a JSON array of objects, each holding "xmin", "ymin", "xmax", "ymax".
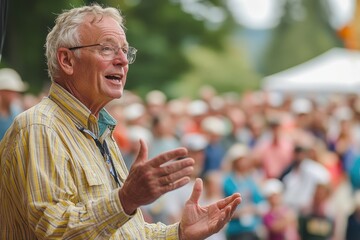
[
  {"xmin": 119, "ymin": 139, "xmax": 195, "ymax": 215},
  {"xmin": 179, "ymin": 178, "xmax": 241, "ymax": 240}
]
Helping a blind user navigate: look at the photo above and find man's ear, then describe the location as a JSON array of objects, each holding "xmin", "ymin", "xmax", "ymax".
[{"xmin": 57, "ymin": 48, "xmax": 75, "ymax": 75}]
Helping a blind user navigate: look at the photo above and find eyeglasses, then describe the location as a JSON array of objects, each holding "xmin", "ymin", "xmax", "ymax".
[{"xmin": 68, "ymin": 43, "xmax": 137, "ymax": 64}]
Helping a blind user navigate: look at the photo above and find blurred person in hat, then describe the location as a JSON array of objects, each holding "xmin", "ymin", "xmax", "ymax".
[
  {"xmin": 286, "ymin": 97, "xmax": 320, "ymax": 147},
  {"xmin": 298, "ymin": 182, "xmax": 335, "ymax": 240},
  {"xmin": 222, "ymin": 143, "xmax": 266, "ymax": 240},
  {"xmin": 201, "ymin": 115, "xmax": 228, "ymax": 175},
  {"xmin": 281, "ymin": 142, "xmax": 331, "ymax": 214},
  {"xmin": 262, "ymin": 178, "xmax": 299, "ymax": 240},
  {"xmin": 148, "ymin": 112, "xmax": 181, "ymax": 159},
  {"xmin": 0, "ymin": 67, "xmax": 28, "ymax": 140},
  {"xmin": 183, "ymin": 99, "xmax": 209, "ymax": 134},
  {"xmin": 0, "ymin": 4, "xmax": 241, "ymax": 239},
  {"xmin": 181, "ymin": 133, "xmax": 209, "ymax": 179},
  {"xmin": 145, "ymin": 89, "xmax": 167, "ymax": 117},
  {"xmin": 222, "ymin": 106, "xmax": 253, "ymax": 150},
  {"xmin": 252, "ymin": 116, "xmax": 294, "ymax": 179}
]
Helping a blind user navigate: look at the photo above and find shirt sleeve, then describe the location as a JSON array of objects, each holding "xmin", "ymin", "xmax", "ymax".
[
  {"xmin": 5, "ymin": 124, "xmax": 133, "ymax": 239},
  {"xmin": 145, "ymin": 222, "xmax": 180, "ymax": 240}
]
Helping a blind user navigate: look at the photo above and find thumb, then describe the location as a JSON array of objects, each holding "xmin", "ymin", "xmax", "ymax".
[
  {"xmin": 134, "ymin": 139, "xmax": 148, "ymax": 164},
  {"xmin": 188, "ymin": 178, "xmax": 203, "ymax": 204}
]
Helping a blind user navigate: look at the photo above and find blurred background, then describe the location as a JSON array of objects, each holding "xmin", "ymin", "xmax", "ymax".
[
  {"xmin": 2, "ymin": 1, "xmax": 360, "ymax": 240},
  {"xmin": 0, "ymin": 0, "xmax": 358, "ymax": 98}
]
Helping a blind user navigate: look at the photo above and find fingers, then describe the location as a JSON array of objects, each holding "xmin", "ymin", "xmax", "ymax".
[
  {"xmin": 149, "ymin": 147, "xmax": 188, "ymax": 167},
  {"xmin": 227, "ymin": 197, "xmax": 241, "ymax": 219},
  {"xmin": 188, "ymin": 178, "xmax": 203, "ymax": 204},
  {"xmin": 215, "ymin": 195, "xmax": 242, "ymax": 230},
  {"xmin": 158, "ymin": 165, "xmax": 194, "ymax": 186},
  {"xmin": 157, "ymin": 157, "xmax": 194, "ymax": 177},
  {"xmin": 216, "ymin": 194, "xmax": 241, "ymax": 223},
  {"xmin": 162, "ymin": 176, "xmax": 191, "ymax": 192},
  {"xmin": 217, "ymin": 193, "xmax": 241, "ymax": 210}
]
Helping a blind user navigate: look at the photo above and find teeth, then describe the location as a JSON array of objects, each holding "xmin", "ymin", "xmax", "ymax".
[{"xmin": 106, "ymin": 75, "xmax": 121, "ymax": 81}]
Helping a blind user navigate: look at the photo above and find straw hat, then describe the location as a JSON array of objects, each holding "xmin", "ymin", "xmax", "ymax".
[{"xmin": 0, "ymin": 68, "xmax": 28, "ymax": 92}]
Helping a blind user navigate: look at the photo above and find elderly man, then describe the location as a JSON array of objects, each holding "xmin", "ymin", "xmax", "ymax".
[{"xmin": 0, "ymin": 4, "xmax": 241, "ymax": 239}]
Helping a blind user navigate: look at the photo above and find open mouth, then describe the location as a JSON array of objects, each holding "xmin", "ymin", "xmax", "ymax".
[{"xmin": 105, "ymin": 74, "xmax": 121, "ymax": 82}]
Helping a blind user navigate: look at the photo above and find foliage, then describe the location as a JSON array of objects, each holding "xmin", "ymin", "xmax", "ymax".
[
  {"xmin": 114, "ymin": 0, "xmax": 239, "ymax": 97},
  {"xmin": 1, "ymin": 0, "xmax": 244, "ymax": 96},
  {"xmin": 1, "ymin": 0, "xmax": 85, "ymax": 93},
  {"xmin": 166, "ymin": 37, "xmax": 261, "ymax": 98},
  {"xmin": 261, "ymin": 0, "xmax": 344, "ymax": 75},
  {"xmin": 0, "ymin": 0, "xmax": 345, "ymax": 97}
]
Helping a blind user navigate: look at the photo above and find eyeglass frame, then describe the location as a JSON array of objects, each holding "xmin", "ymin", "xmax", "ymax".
[{"xmin": 68, "ymin": 43, "xmax": 137, "ymax": 64}]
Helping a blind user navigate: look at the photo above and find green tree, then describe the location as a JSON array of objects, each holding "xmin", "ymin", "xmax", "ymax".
[
  {"xmin": 261, "ymin": 0, "xmax": 343, "ymax": 76},
  {"xmin": 1, "ymin": 0, "xmax": 87, "ymax": 93},
  {"xmin": 167, "ymin": 37, "xmax": 261, "ymax": 98},
  {"xmin": 113, "ymin": 0, "xmax": 240, "ymax": 97},
  {"xmin": 1, "ymin": 0, "xmax": 258, "ymax": 97}
]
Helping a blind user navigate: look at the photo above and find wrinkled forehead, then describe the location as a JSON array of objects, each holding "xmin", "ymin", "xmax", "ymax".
[{"xmin": 79, "ymin": 15, "xmax": 126, "ymax": 41}]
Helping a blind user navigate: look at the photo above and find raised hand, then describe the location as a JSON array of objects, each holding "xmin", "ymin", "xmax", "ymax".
[
  {"xmin": 179, "ymin": 178, "xmax": 241, "ymax": 240},
  {"xmin": 119, "ymin": 139, "xmax": 195, "ymax": 215}
]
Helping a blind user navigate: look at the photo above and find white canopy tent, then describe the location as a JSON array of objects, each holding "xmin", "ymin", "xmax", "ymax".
[{"xmin": 262, "ymin": 48, "xmax": 360, "ymax": 94}]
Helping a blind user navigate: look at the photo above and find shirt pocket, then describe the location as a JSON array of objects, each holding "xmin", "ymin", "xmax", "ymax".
[{"xmin": 81, "ymin": 164, "xmax": 105, "ymax": 187}]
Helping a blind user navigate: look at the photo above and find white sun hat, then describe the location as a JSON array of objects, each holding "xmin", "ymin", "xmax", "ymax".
[
  {"xmin": 123, "ymin": 103, "xmax": 145, "ymax": 121},
  {"xmin": 146, "ymin": 90, "xmax": 167, "ymax": 106},
  {"xmin": 0, "ymin": 68, "xmax": 28, "ymax": 92},
  {"xmin": 181, "ymin": 133, "xmax": 208, "ymax": 151},
  {"xmin": 187, "ymin": 100, "xmax": 208, "ymax": 116},
  {"xmin": 201, "ymin": 116, "xmax": 226, "ymax": 136},
  {"xmin": 291, "ymin": 98, "xmax": 313, "ymax": 114},
  {"xmin": 224, "ymin": 143, "xmax": 249, "ymax": 163},
  {"xmin": 262, "ymin": 178, "xmax": 284, "ymax": 197}
]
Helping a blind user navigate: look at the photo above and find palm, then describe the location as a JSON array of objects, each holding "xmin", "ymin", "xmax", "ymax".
[{"xmin": 179, "ymin": 179, "xmax": 241, "ymax": 240}]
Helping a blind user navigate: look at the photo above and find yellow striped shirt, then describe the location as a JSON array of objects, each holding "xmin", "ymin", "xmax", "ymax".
[{"xmin": 0, "ymin": 83, "xmax": 179, "ymax": 239}]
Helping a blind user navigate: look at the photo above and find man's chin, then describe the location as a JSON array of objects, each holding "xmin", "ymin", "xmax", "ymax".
[{"xmin": 110, "ymin": 89, "xmax": 124, "ymax": 99}]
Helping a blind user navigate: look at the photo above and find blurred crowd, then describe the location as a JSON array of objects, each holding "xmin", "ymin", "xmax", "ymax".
[{"xmin": 1, "ymin": 67, "xmax": 360, "ymax": 240}]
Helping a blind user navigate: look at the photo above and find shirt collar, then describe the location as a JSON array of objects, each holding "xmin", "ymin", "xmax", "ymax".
[
  {"xmin": 98, "ymin": 108, "xmax": 116, "ymax": 136},
  {"xmin": 48, "ymin": 83, "xmax": 116, "ymax": 137}
]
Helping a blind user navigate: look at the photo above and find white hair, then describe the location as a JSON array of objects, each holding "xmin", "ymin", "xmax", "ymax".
[{"xmin": 45, "ymin": 4, "xmax": 125, "ymax": 81}]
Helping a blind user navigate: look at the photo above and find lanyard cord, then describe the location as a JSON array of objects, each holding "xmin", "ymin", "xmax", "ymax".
[{"xmin": 77, "ymin": 126, "xmax": 121, "ymax": 187}]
